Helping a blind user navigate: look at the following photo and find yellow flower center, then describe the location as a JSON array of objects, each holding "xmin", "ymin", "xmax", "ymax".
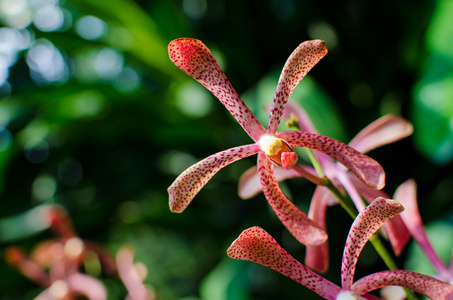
[{"xmin": 258, "ymin": 135, "xmax": 298, "ymax": 169}]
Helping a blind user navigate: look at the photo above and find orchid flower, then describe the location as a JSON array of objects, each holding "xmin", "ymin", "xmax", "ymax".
[
  {"xmin": 227, "ymin": 197, "xmax": 453, "ymax": 299},
  {"xmin": 396, "ymin": 179, "xmax": 453, "ymax": 284},
  {"xmin": 167, "ymin": 38, "xmax": 385, "ymax": 247},
  {"xmin": 3, "ymin": 205, "xmax": 153, "ymax": 300},
  {"xmin": 239, "ymin": 101, "xmax": 412, "ymax": 271}
]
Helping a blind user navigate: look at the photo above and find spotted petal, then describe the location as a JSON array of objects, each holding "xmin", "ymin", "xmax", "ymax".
[
  {"xmin": 168, "ymin": 38, "xmax": 266, "ymax": 142},
  {"xmin": 348, "ymin": 114, "xmax": 413, "ymax": 154},
  {"xmin": 341, "ymin": 197, "xmax": 404, "ymax": 291},
  {"xmin": 257, "ymin": 153, "xmax": 327, "ymax": 246},
  {"xmin": 278, "ymin": 130, "xmax": 385, "ymax": 189},
  {"xmin": 352, "ymin": 270, "xmax": 453, "ymax": 299},
  {"xmin": 238, "ymin": 164, "xmax": 322, "ymax": 200},
  {"xmin": 396, "ymin": 179, "xmax": 449, "ymax": 277},
  {"xmin": 227, "ymin": 226, "xmax": 341, "ymax": 300},
  {"xmin": 305, "ymin": 187, "xmax": 331, "ymax": 273},
  {"xmin": 168, "ymin": 144, "xmax": 260, "ymax": 213},
  {"xmin": 268, "ymin": 40, "xmax": 328, "ymax": 134},
  {"xmin": 348, "ymin": 174, "xmax": 410, "ymax": 256}
]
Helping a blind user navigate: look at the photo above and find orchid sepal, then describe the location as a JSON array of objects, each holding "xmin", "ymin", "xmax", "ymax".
[
  {"xmin": 168, "ymin": 144, "xmax": 261, "ymax": 213},
  {"xmin": 268, "ymin": 40, "xmax": 328, "ymax": 134},
  {"xmin": 258, "ymin": 153, "xmax": 327, "ymax": 246},
  {"xmin": 278, "ymin": 130, "xmax": 385, "ymax": 190},
  {"xmin": 168, "ymin": 38, "xmax": 266, "ymax": 142},
  {"xmin": 227, "ymin": 226, "xmax": 341, "ymax": 300},
  {"xmin": 351, "ymin": 270, "xmax": 453, "ymax": 299},
  {"xmin": 341, "ymin": 197, "xmax": 404, "ymax": 291}
]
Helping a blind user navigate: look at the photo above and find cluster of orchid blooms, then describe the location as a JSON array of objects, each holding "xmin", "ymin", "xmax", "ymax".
[
  {"xmin": 4, "ymin": 205, "xmax": 154, "ymax": 300},
  {"xmin": 167, "ymin": 38, "xmax": 453, "ymax": 299}
]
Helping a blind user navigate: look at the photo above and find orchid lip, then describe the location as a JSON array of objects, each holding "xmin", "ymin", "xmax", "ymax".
[{"xmin": 259, "ymin": 135, "xmax": 298, "ymax": 170}]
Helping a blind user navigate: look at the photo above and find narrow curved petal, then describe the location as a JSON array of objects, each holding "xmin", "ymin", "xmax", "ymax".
[
  {"xmin": 348, "ymin": 114, "xmax": 413, "ymax": 154},
  {"xmin": 227, "ymin": 226, "xmax": 341, "ymax": 300},
  {"xmin": 351, "ymin": 270, "xmax": 453, "ymax": 299},
  {"xmin": 168, "ymin": 38, "xmax": 266, "ymax": 141},
  {"xmin": 341, "ymin": 197, "xmax": 404, "ymax": 290},
  {"xmin": 116, "ymin": 245, "xmax": 154, "ymax": 300},
  {"xmin": 267, "ymin": 40, "xmax": 328, "ymax": 134},
  {"xmin": 66, "ymin": 273, "xmax": 107, "ymax": 300},
  {"xmin": 396, "ymin": 179, "xmax": 449, "ymax": 276},
  {"xmin": 305, "ymin": 187, "xmax": 331, "ymax": 273},
  {"xmin": 348, "ymin": 174, "xmax": 410, "ymax": 255},
  {"xmin": 238, "ymin": 164, "xmax": 321, "ymax": 200},
  {"xmin": 168, "ymin": 144, "xmax": 260, "ymax": 213},
  {"xmin": 278, "ymin": 131, "xmax": 385, "ymax": 189},
  {"xmin": 257, "ymin": 153, "xmax": 327, "ymax": 246}
]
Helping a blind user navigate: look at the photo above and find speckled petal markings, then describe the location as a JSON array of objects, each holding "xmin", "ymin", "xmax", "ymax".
[
  {"xmin": 267, "ymin": 40, "xmax": 328, "ymax": 134},
  {"xmin": 278, "ymin": 130, "xmax": 385, "ymax": 190},
  {"xmin": 396, "ymin": 179, "xmax": 449, "ymax": 276},
  {"xmin": 341, "ymin": 197, "xmax": 404, "ymax": 291},
  {"xmin": 257, "ymin": 153, "xmax": 327, "ymax": 246},
  {"xmin": 348, "ymin": 114, "xmax": 414, "ymax": 154},
  {"xmin": 352, "ymin": 270, "xmax": 453, "ymax": 299},
  {"xmin": 227, "ymin": 226, "xmax": 341, "ymax": 300},
  {"xmin": 168, "ymin": 144, "xmax": 261, "ymax": 213},
  {"xmin": 168, "ymin": 38, "xmax": 266, "ymax": 142}
]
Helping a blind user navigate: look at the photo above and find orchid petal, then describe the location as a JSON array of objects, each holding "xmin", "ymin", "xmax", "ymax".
[
  {"xmin": 168, "ymin": 38, "xmax": 266, "ymax": 141},
  {"xmin": 3, "ymin": 246, "xmax": 50, "ymax": 287},
  {"xmin": 341, "ymin": 198, "xmax": 404, "ymax": 291},
  {"xmin": 348, "ymin": 174, "xmax": 410, "ymax": 255},
  {"xmin": 238, "ymin": 164, "xmax": 320, "ymax": 199},
  {"xmin": 227, "ymin": 226, "xmax": 341, "ymax": 300},
  {"xmin": 66, "ymin": 273, "xmax": 107, "ymax": 300},
  {"xmin": 268, "ymin": 40, "xmax": 328, "ymax": 134},
  {"xmin": 257, "ymin": 153, "xmax": 327, "ymax": 246},
  {"xmin": 305, "ymin": 187, "xmax": 331, "ymax": 273},
  {"xmin": 351, "ymin": 270, "xmax": 453, "ymax": 299},
  {"xmin": 396, "ymin": 179, "xmax": 449, "ymax": 275},
  {"xmin": 168, "ymin": 144, "xmax": 260, "ymax": 212},
  {"xmin": 348, "ymin": 114, "xmax": 413, "ymax": 154},
  {"xmin": 278, "ymin": 130, "xmax": 385, "ymax": 189},
  {"xmin": 116, "ymin": 245, "xmax": 153, "ymax": 300}
]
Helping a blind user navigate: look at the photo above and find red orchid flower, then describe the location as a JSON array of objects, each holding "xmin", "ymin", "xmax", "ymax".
[
  {"xmin": 167, "ymin": 38, "xmax": 385, "ymax": 246},
  {"xmin": 227, "ymin": 198, "xmax": 453, "ymax": 299}
]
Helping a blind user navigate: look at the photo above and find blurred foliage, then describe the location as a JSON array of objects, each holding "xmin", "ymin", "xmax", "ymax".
[{"xmin": 0, "ymin": 0, "xmax": 453, "ymax": 299}]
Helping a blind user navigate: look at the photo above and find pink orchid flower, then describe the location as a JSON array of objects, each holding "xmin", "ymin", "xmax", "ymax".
[
  {"xmin": 167, "ymin": 38, "xmax": 385, "ymax": 246},
  {"xmin": 397, "ymin": 179, "xmax": 453, "ymax": 284},
  {"xmin": 3, "ymin": 205, "xmax": 153, "ymax": 300},
  {"xmin": 239, "ymin": 101, "xmax": 412, "ymax": 271},
  {"xmin": 227, "ymin": 197, "xmax": 453, "ymax": 299}
]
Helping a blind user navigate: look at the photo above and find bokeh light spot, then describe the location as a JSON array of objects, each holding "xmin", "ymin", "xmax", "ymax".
[
  {"xmin": 26, "ymin": 39, "xmax": 68, "ymax": 84},
  {"xmin": 33, "ymin": 5, "xmax": 64, "ymax": 32},
  {"xmin": 94, "ymin": 47, "xmax": 124, "ymax": 79},
  {"xmin": 25, "ymin": 138, "xmax": 50, "ymax": 164},
  {"xmin": 176, "ymin": 81, "xmax": 212, "ymax": 117},
  {"xmin": 0, "ymin": 0, "xmax": 32, "ymax": 28},
  {"xmin": 76, "ymin": 15, "xmax": 107, "ymax": 41},
  {"xmin": 183, "ymin": 0, "xmax": 208, "ymax": 20},
  {"xmin": 58, "ymin": 157, "xmax": 83, "ymax": 186},
  {"xmin": 117, "ymin": 201, "xmax": 143, "ymax": 224},
  {"xmin": 32, "ymin": 174, "xmax": 57, "ymax": 202},
  {"xmin": 112, "ymin": 66, "xmax": 141, "ymax": 93}
]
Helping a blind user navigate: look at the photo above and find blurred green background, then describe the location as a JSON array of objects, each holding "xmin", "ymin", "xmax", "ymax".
[{"xmin": 1, "ymin": 0, "xmax": 453, "ymax": 299}]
